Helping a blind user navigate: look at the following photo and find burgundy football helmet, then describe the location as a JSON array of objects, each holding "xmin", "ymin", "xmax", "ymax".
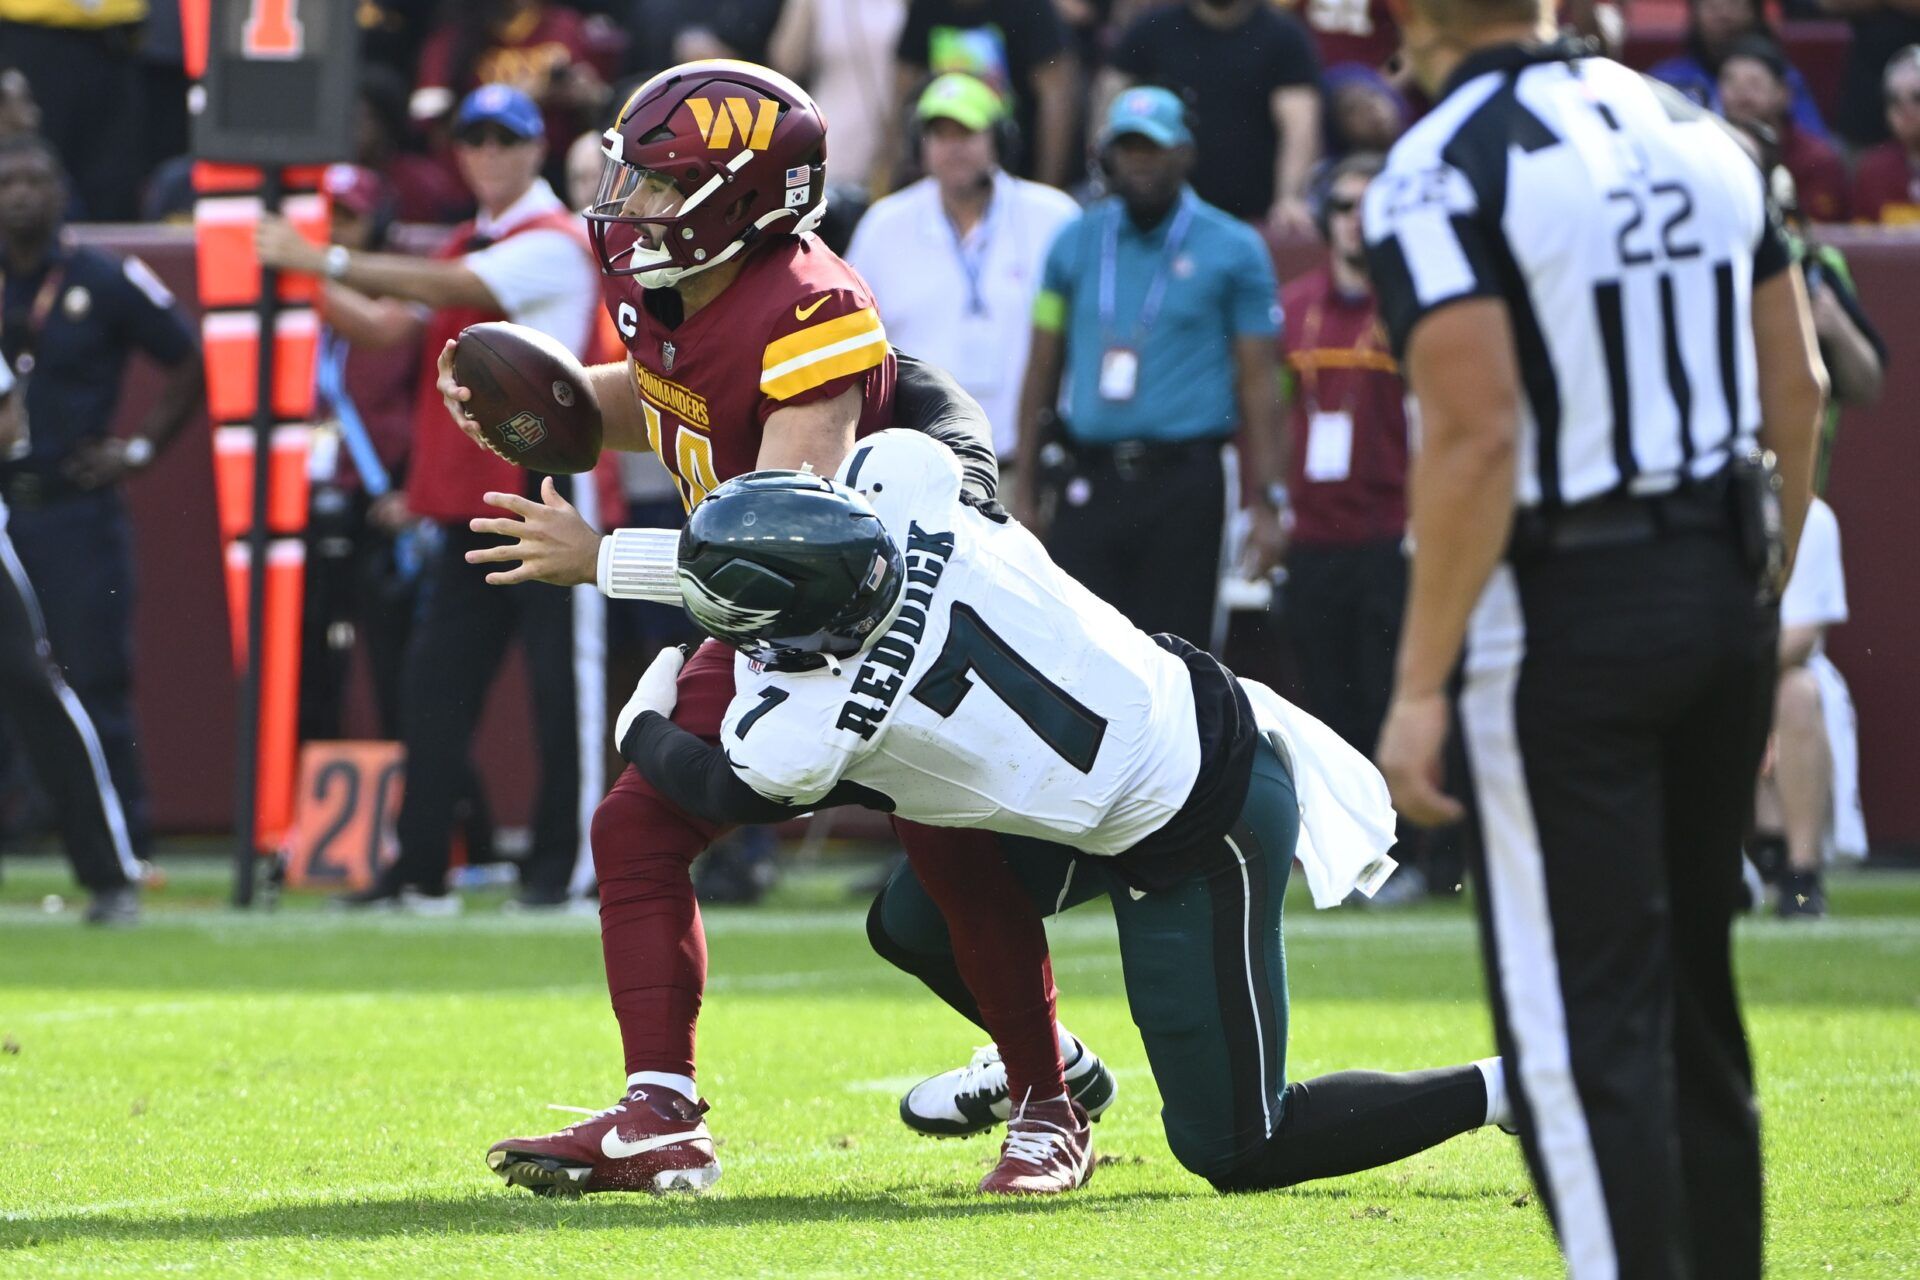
[{"xmin": 586, "ymin": 60, "xmax": 829, "ymax": 287}]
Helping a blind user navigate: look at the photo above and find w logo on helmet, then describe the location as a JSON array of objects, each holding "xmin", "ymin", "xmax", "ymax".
[{"xmin": 686, "ymin": 97, "xmax": 780, "ymax": 151}]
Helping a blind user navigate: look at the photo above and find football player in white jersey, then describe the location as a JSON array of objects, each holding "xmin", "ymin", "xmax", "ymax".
[{"xmin": 615, "ymin": 428, "xmax": 1514, "ymax": 1194}]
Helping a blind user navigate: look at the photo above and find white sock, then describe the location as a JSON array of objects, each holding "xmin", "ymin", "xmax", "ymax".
[
  {"xmin": 1057, "ymin": 1026, "xmax": 1088, "ymax": 1074},
  {"xmin": 1474, "ymin": 1057, "xmax": 1511, "ymax": 1129},
  {"xmin": 627, "ymin": 1071, "xmax": 697, "ymax": 1102}
]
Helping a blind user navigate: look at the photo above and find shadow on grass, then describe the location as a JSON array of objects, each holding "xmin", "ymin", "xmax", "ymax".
[
  {"xmin": 0, "ymin": 1180, "xmax": 1508, "ymax": 1251},
  {"xmin": 0, "ymin": 1186, "xmax": 1177, "ymax": 1247}
]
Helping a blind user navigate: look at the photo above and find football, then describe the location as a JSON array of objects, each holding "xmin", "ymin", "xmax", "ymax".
[{"xmin": 452, "ymin": 321, "xmax": 603, "ymax": 475}]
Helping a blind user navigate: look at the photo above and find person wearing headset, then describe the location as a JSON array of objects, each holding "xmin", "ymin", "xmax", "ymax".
[
  {"xmin": 848, "ymin": 73, "xmax": 1079, "ymax": 489},
  {"xmin": 1013, "ymin": 86, "xmax": 1288, "ymax": 655}
]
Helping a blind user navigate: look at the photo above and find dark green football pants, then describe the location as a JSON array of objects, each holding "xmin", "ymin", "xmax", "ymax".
[{"xmin": 869, "ymin": 738, "xmax": 1490, "ymax": 1188}]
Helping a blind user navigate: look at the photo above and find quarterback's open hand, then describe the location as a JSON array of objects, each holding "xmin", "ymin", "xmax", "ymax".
[
  {"xmin": 1375, "ymin": 691, "xmax": 1466, "ymax": 827},
  {"xmin": 467, "ymin": 477, "xmax": 601, "ymax": 586},
  {"xmin": 436, "ymin": 339, "xmax": 510, "ymax": 461}
]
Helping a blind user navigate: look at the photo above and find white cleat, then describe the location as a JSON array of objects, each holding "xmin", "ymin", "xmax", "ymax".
[{"xmin": 901, "ymin": 1034, "xmax": 1117, "ymax": 1138}]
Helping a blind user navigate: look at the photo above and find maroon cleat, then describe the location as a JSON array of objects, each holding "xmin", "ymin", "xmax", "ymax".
[
  {"xmin": 978, "ymin": 1093, "xmax": 1093, "ymax": 1195},
  {"xmin": 485, "ymin": 1084, "xmax": 721, "ymax": 1196}
]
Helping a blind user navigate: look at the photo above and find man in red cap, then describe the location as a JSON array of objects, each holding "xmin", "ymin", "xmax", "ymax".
[{"xmin": 259, "ymin": 84, "xmax": 609, "ymax": 913}]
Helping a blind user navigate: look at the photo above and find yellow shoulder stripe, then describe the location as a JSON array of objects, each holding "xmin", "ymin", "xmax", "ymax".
[
  {"xmin": 762, "ymin": 306, "xmax": 884, "ymax": 373},
  {"xmin": 760, "ymin": 307, "xmax": 889, "ymax": 400}
]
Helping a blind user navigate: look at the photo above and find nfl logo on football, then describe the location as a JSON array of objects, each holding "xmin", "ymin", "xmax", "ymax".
[{"xmin": 499, "ymin": 411, "xmax": 549, "ymax": 453}]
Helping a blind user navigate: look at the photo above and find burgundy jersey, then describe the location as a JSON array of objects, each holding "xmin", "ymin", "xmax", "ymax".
[
  {"xmin": 1292, "ymin": 0, "xmax": 1399, "ymax": 71},
  {"xmin": 1851, "ymin": 142, "xmax": 1920, "ymax": 226},
  {"xmin": 603, "ymin": 234, "xmax": 896, "ymax": 511},
  {"xmin": 1281, "ymin": 267, "xmax": 1409, "ymax": 547}
]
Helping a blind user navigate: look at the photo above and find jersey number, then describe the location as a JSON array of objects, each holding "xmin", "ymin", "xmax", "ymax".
[
  {"xmin": 736, "ymin": 687, "xmax": 788, "ymax": 739},
  {"xmin": 1607, "ymin": 181, "xmax": 1700, "ymax": 267},
  {"xmin": 642, "ymin": 400, "xmax": 719, "ymax": 510},
  {"xmin": 910, "ymin": 604, "xmax": 1107, "ymax": 773}
]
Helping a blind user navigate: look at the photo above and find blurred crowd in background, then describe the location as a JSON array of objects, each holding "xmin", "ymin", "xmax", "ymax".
[
  {"xmin": 3, "ymin": 0, "xmax": 1920, "ymax": 228},
  {"xmin": 0, "ymin": 0, "xmax": 1893, "ymax": 919}
]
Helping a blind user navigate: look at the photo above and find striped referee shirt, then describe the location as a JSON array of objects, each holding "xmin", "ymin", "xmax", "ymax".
[{"xmin": 1362, "ymin": 40, "xmax": 1791, "ymax": 511}]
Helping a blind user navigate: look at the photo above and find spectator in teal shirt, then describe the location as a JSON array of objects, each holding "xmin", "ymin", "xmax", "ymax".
[{"xmin": 1015, "ymin": 86, "xmax": 1288, "ymax": 653}]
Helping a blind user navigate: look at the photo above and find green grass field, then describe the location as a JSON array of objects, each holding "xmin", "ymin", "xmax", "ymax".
[{"xmin": 2, "ymin": 858, "xmax": 1916, "ymax": 1278}]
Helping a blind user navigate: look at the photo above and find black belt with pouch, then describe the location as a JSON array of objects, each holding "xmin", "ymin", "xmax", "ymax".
[
  {"xmin": 1049, "ymin": 433, "xmax": 1230, "ymax": 483},
  {"xmin": 1728, "ymin": 447, "xmax": 1787, "ymax": 602},
  {"xmin": 1508, "ymin": 454, "xmax": 1784, "ymax": 600}
]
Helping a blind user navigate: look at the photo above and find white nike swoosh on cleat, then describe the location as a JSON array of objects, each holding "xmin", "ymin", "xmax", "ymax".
[{"xmin": 601, "ymin": 1122, "xmax": 712, "ymax": 1161}]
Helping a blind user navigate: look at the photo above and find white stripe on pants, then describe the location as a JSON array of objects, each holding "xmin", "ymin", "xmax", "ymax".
[
  {"xmin": 1456, "ymin": 565, "xmax": 1616, "ymax": 1280},
  {"xmin": 0, "ymin": 530, "xmax": 139, "ymax": 881}
]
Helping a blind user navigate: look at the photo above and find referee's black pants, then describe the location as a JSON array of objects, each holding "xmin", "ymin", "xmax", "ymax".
[
  {"xmin": 1045, "ymin": 438, "xmax": 1227, "ymax": 653},
  {"xmin": 0, "ymin": 527, "xmax": 137, "ymax": 891},
  {"xmin": 388, "ymin": 520, "xmax": 603, "ymax": 899},
  {"xmin": 1457, "ymin": 527, "xmax": 1774, "ymax": 1280}
]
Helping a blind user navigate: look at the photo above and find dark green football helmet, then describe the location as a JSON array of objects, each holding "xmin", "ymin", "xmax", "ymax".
[{"xmin": 677, "ymin": 470, "xmax": 905, "ymax": 671}]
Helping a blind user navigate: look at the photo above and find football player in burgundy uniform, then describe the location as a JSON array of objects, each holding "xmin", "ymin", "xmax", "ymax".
[{"xmin": 435, "ymin": 61, "xmax": 1097, "ymax": 1196}]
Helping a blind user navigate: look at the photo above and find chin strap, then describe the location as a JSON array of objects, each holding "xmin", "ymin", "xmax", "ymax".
[{"xmin": 597, "ymin": 527, "xmax": 683, "ymax": 603}]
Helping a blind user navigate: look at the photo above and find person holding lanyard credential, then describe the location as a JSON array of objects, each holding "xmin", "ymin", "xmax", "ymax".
[
  {"xmin": 850, "ymin": 72, "xmax": 1079, "ymax": 491},
  {"xmin": 1014, "ymin": 87, "xmax": 1287, "ymax": 652}
]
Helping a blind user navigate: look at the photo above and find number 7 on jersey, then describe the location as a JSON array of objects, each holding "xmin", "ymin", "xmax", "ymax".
[{"xmin": 911, "ymin": 604, "xmax": 1108, "ymax": 773}]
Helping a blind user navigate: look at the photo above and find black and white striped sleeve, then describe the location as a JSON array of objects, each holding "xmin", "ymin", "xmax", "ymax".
[{"xmin": 1362, "ymin": 158, "xmax": 1507, "ymax": 359}]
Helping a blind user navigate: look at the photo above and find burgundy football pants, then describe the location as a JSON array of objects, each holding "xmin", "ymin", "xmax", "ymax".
[{"xmin": 591, "ymin": 640, "xmax": 1065, "ymax": 1099}]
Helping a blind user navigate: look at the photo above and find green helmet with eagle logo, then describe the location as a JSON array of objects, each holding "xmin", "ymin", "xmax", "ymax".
[{"xmin": 677, "ymin": 471, "xmax": 904, "ymax": 672}]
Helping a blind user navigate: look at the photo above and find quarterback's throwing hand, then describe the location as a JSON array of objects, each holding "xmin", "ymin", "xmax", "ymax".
[
  {"xmin": 467, "ymin": 477, "xmax": 601, "ymax": 586},
  {"xmin": 1375, "ymin": 691, "xmax": 1466, "ymax": 828},
  {"xmin": 615, "ymin": 644, "xmax": 688, "ymax": 748},
  {"xmin": 436, "ymin": 339, "xmax": 509, "ymax": 460}
]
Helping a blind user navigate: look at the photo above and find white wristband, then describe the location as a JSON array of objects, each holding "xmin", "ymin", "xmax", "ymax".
[{"xmin": 596, "ymin": 527, "xmax": 683, "ymax": 603}]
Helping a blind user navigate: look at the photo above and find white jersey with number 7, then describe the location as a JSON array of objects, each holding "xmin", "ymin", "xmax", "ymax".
[{"xmin": 719, "ymin": 429, "xmax": 1203, "ymax": 856}]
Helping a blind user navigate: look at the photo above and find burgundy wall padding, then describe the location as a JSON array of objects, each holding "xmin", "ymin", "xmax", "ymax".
[{"xmin": 84, "ymin": 223, "xmax": 1919, "ymax": 852}]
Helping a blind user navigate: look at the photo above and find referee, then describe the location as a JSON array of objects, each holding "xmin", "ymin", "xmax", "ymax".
[
  {"xmin": 1362, "ymin": 2, "xmax": 1825, "ymax": 1277},
  {"xmin": 0, "ymin": 357, "xmax": 140, "ymax": 923}
]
